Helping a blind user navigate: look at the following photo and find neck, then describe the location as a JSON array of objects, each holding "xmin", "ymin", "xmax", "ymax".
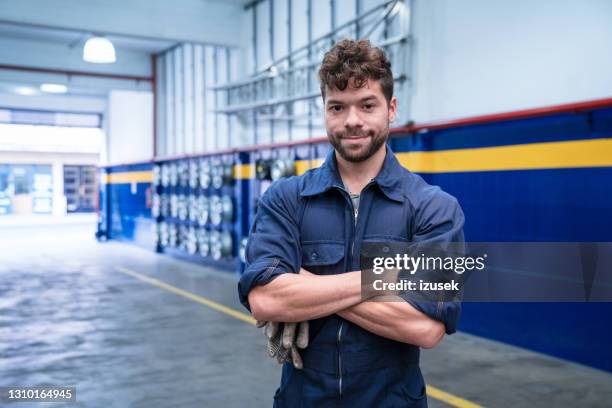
[{"xmin": 335, "ymin": 145, "xmax": 387, "ymax": 194}]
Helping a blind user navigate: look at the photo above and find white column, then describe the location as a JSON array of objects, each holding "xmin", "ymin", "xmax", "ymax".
[{"xmin": 52, "ymin": 160, "xmax": 66, "ymax": 216}]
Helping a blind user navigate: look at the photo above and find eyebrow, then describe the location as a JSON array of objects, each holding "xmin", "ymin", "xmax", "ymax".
[
  {"xmin": 360, "ymin": 96, "xmax": 378, "ymax": 103},
  {"xmin": 326, "ymin": 96, "xmax": 379, "ymax": 105}
]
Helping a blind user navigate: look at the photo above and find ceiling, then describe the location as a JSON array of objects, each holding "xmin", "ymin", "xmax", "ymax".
[
  {"xmin": 0, "ymin": 20, "xmax": 175, "ymax": 101},
  {"xmin": 0, "ymin": 0, "xmax": 250, "ymax": 103},
  {"xmin": 0, "ymin": 21, "xmax": 177, "ymax": 54}
]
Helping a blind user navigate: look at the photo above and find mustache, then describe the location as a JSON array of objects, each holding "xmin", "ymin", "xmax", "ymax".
[{"xmin": 334, "ymin": 129, "xmax": 374, "ymax": 138}]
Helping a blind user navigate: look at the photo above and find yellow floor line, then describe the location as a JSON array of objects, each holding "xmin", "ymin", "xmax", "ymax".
[
  {"xmin": 115, "ymin": 266, "xmax": 256, "ymax": 325},
  {"xmin": 116, "ymin": 265, "xmax": 484, "ymax": 408},
  {"xmin": 427, "ymin": 385, "xmax": 484, "ymax": 408}
]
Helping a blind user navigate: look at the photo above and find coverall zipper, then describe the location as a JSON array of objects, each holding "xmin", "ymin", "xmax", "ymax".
[
  {"xmin": 336, "ymin": 181, "xmax": 372, "ymax": 398},
  {"xmin": 337, "ymin": 321, "xmax": 343, "ymax": 396}
]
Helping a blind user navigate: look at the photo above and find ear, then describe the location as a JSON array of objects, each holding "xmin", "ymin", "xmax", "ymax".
[{"xmin": 388, "ymin": 96, "xmax": 397, "ymax": 123}]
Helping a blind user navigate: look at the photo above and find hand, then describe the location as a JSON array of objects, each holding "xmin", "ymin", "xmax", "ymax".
[{"xmin": 257, "ymin": 320, "xmax": 309, "ymax": 369}]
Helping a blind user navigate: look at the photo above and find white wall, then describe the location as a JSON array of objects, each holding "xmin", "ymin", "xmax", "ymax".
[
  {"xmin": 152, "ymin": 0, "xmax": 612, "ymax": 153},
  {"xmin": 410, "ymin": 0, "xmax": 612, "ymax": 122},
  {"xmin": 106, "ymin": 90, "xmax": 153, "ymax": 164}
]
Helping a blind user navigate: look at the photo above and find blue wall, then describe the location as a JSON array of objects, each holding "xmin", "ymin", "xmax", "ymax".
[
  {"xmin": 391, "ymin": 107, "xmax": 612, "ymax": 372},
  {"xmin": 98, "ymin": 106, "xmax": 612, "ymax": 372}
]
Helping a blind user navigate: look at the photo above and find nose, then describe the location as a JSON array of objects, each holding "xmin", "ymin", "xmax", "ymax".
[{"xmin": 344, "ymin": 106, "xmax": 363, "ymax": 129}]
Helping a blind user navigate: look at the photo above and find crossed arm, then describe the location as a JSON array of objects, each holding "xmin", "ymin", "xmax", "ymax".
[{"xmin": 248, "ymin": 268, "xmax": 445, "ymax": 349}]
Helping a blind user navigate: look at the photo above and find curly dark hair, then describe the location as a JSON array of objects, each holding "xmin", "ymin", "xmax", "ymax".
[{"xmin": 318, "ymin": 38, "xmax": 393, "ymax": 104}]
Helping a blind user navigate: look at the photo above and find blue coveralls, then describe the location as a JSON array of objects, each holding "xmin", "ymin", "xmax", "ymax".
[{"xmin": 238, "ymin": 145, "xmax": 465, "ymax": 407}]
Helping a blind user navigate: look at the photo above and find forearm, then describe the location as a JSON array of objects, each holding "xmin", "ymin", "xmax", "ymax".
[
  {"xmin": 337, "ymin": 297, "xmax": 445, "ymax": 348},
  {"xmin": 249, "ymin": 271, "xmax": 364, "ymax": 322}
]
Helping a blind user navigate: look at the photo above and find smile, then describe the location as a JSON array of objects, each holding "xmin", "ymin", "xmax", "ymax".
[{"xmin": 343, "ymin": 135, "xmax": 369, "ymax": 140}]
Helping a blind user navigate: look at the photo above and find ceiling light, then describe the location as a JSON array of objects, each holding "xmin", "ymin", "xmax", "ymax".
[
  {"xmin": 83, "ymin": 36, "xmax": 116, "ymax": 64},
  {"xmin": 40, "ymin": 83, "xmax": 68, "ymax": 94},
  {"xmin": 15, "ymin": 86, "xmax": 37, "ymax": 96}
]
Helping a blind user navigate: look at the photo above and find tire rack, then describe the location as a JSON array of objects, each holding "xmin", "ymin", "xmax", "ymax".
[
  {"xmin": 97, "ymin": 144, "xmax": 329, "ymax": 273},
  {"xmin": 152, "ymin": 152, "xmax": 249, "ymax": 272}
]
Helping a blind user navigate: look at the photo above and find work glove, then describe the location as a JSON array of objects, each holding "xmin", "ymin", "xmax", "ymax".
[{"xmin": 256, "ymin": 320, "xmax": 309, "ymax": 369}]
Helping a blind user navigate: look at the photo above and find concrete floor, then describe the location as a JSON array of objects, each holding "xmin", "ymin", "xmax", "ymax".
[{"xmin": 1, "ymin": 223, "xmax": 611, "ymax": 408}]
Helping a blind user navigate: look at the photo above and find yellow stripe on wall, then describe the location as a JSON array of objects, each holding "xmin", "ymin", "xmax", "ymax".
[
  {"xmin": 102, "ymin": 171, "xmax": 152, "ymax": 184},
  {"xmin": 233, "ymin": 164, "xmax": 254, "ymax": 179},
  {"xmin": 396, "ymin": 138, "xmax": 612, "ymax": 173},
  {"xmin": 102, "ymin": 138, "xmax": 612, "ymax": 183},
  {"xmin": 295, "ymin": 159, "xmax": 324, "ymax": 175}
]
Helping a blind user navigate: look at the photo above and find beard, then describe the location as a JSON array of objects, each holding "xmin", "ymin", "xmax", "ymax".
[{"xmin": 328, "ymin": 125, "xmax": 389, "ymax": 163}]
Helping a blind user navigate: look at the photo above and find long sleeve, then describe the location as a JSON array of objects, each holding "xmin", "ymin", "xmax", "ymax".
[
  {"xmin": 237, "ymin": 178, "xmax": 303, "ymax": 312},
  {"xmin": 403, "ymin": 186, "xmax": 465, "ymax": 334}
]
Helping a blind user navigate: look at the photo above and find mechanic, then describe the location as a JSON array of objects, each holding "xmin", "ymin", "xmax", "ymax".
[{"xmin": 238, "ymin": 38, "xmax": 465, "ymax": 407}]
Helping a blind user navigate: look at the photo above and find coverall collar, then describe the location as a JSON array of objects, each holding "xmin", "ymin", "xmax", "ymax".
[{"xmin": 300, "ymin": 143, "xmax": 405, "ymax": 202}]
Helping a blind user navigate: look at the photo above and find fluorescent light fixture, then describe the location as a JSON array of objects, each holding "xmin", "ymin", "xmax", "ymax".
[
  {"xmin": 15, "ymin": 86, "xmax": 37, "ymax": 96},
  {"xmin": 40, "ymin": 83, "xmax": 68, "ymax": 94},
  {"xmin": 83, "ymin": 36, "xmax": 116, "ymax": 63}
]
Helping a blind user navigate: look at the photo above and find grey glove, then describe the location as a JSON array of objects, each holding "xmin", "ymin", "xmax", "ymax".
[{"xmin": 257, "ymin": 320, "xmax": 309, "ymax": 369}]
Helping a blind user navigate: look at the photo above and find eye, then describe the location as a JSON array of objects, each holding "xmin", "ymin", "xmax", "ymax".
[
  {"xmin": 363, "ymin": 103, "xmax": 375, "ymax": 111},
  {"xmin": 328, "ymin": 105, "xmax": 343, "ymax": 112}
]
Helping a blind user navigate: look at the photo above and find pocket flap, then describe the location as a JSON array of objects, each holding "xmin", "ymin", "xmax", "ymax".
[{"xmin": 302, "ymin": 242, "xmax": 344, "ymax": 266}]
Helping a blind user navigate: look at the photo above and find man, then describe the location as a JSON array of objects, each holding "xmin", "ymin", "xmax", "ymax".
[{"xmin": 238, "ymin": 39, "xmax": 464, "ymax": 407}]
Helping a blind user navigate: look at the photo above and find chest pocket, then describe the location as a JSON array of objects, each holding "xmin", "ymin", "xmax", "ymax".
[
  {"xmin": 362, "ymin": 196, "xmax": 412, "ymax": 242},
  {"xmin": 299, "ymin": 193, "xmax": 345, "ymax": 243},
  {"xmin": 301, "ymin": 241, "xmax": 345, "ymax": 275}
]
